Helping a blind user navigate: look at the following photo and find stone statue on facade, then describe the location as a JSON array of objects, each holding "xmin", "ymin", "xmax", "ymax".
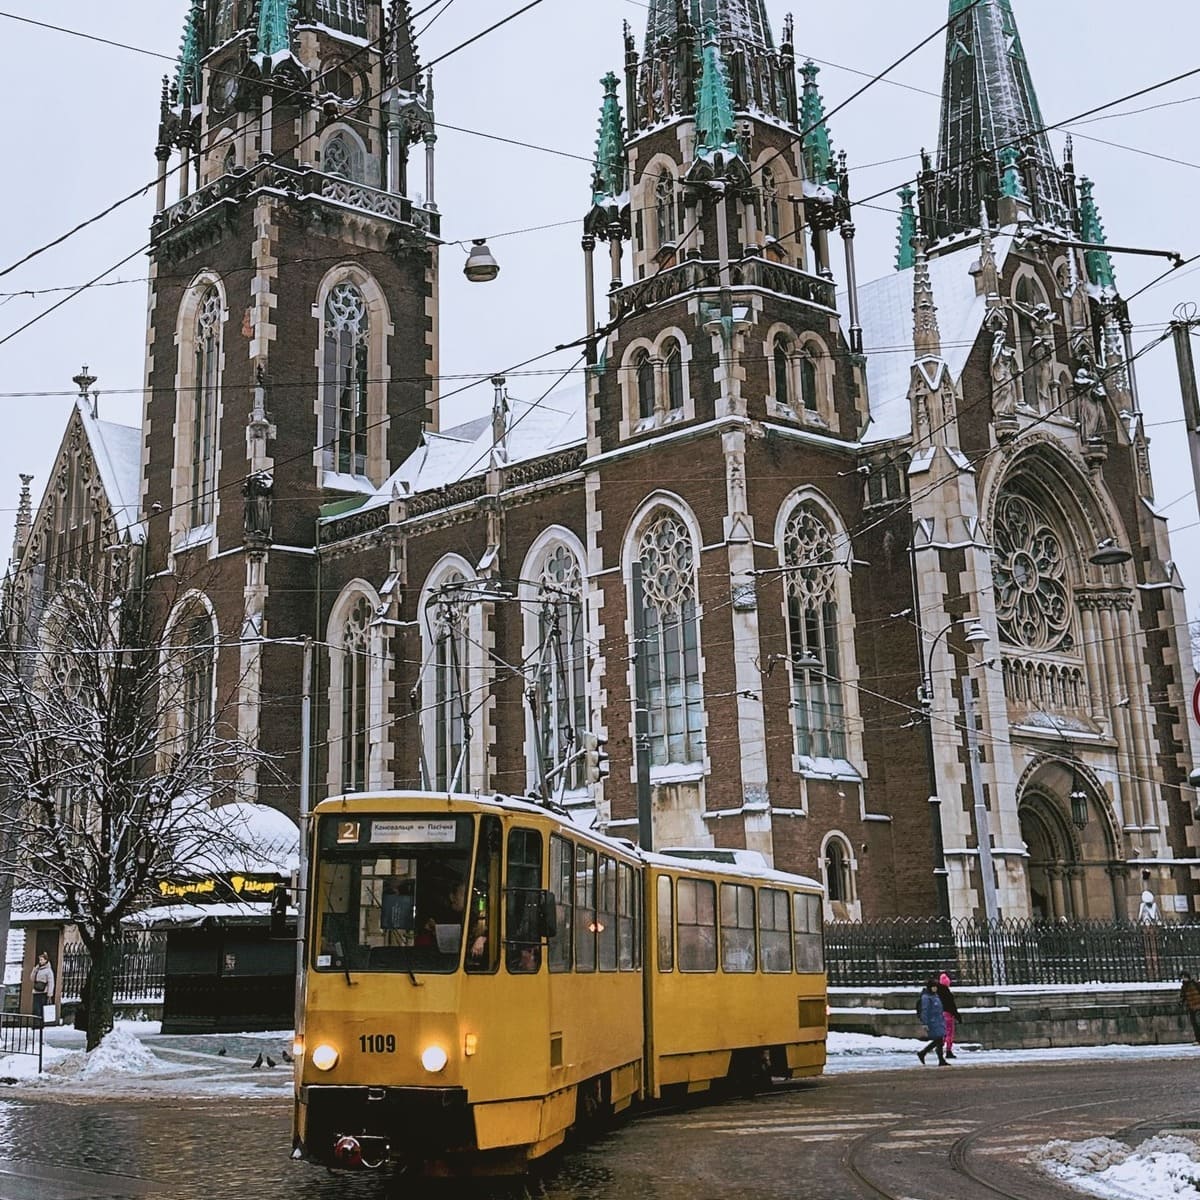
[
  {"xmin": 987, "ymin": 308, "xmax": 1020, "ymax": 432},
  {"xmin": 243, "ymin": 470, "xmax": 274, "ymax": 545}
]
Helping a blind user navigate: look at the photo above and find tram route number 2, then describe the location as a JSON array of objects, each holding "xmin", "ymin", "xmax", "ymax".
[{"xmin": 359, "ymin": 1034, "xmax": 397, "ymax": 1053}]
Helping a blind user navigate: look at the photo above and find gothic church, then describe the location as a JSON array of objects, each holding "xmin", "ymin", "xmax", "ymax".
[{"xmin": 8, "ymin": 0, "xmax": 1200, "ymax": 923}]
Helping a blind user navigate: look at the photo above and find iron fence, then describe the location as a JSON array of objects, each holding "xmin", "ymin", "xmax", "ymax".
[
  {"xmin": 0, "ymin": 1013, "xmax": 43, "ymax": 1072},
  {"xmin": 59, "ymin": 931, "xmax": 168, "ymax": 1005},
  {"xmin": 826, "ymin": 917, "xmax": 1200, "ymax": 988}
]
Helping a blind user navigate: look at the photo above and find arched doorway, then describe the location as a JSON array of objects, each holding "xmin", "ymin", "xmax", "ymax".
[{"xmin": 1018, "ymin": 762, "xmax": 1119, "ymax": 920}]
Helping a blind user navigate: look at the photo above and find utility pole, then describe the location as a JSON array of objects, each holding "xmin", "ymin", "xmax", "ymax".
[
  {"xmin": 630, "ymin": 563, "xmax": 653, "ymax": 851},
  {"xmin": 1170, "ymin": 306, "xmax": 1200, "ymax": 514},
  {"xmin": 294, "ymin": 637, "xmax": 313, "ymax": 1039}
]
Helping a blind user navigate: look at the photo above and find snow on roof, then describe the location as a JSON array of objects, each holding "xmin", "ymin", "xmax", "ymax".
[
  {"xmin": 846, "ymin": 234, "xmax": 1013, "ymax": 445},
  {"xmin": 80, "ymin": 404, "xmax": 143, "ymax": 537},
  {"xmin": 347, "ymin": 385, "xmax": 586, "ymax": 519},
  {"xmin": 174, "ymin": 801, "xmax": 300, "ymax": 876}
]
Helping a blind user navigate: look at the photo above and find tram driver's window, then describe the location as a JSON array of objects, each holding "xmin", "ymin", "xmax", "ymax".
[
  {"xmin": 657, "ymin": 875, "xmax": 674, "ymax": 972},
  {"xmin": 548, "ymin": 836, "xmax": 572, "ymax": 972},
  {"xmin": 793, "ymin": 892, "xmax": 824, "ymax": 973},
  {"xmin": 677, "ymin": 878, "xmax": 717, "ymax": 972},
  {"xmin": 506, "ymin": 827, "xmax": 543, "ymax": 974},
  {"xmin": 465, "ymin": 816, "xmax": 501, "ymax": 974}
]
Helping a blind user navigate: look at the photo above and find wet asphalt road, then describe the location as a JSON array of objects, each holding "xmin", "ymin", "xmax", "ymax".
[{"xmin": 2, "ymin": 1053, "xmax": 1198, "ymax": 1199}]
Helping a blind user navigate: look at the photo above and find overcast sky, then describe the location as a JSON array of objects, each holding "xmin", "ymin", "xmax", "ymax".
[{"xmin": 0, "ymin": 2, "xmax": 1198, "ymax": 610}]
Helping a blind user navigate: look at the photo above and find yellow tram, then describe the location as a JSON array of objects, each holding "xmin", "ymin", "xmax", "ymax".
[{"xmin": 292, "ymin": 791, "xmax": 827, "ymax": 1174}]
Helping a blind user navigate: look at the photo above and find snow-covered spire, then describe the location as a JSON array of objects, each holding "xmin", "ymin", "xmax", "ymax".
[
  {"xmin": 895, "ymin": 186, "xmax": 917, "ymax": 271},
  {"xmin": 258, "ymin": 0, "xmax": 297, "ymax": 59},
  {"xmin": 10, "ymin": 474, "xmax": 32, "ymax": 566},
  {"xmin": 646, "ymin": 0, "xmax": 773, "ymax": 54},
  {"xmin": 932, "ymin": 0, "xmax": 1068, "ymax": 239},
  {"xmin": 592, "ymin": 72, "xmax": 627, "ymax": 204},
  {"xmin": 800, "ymin": 60, "xmax": 833, "ymax": 183},
  {"xmin": 695, "ymin": 21, "xmax": 737, "ymax": 156},
  {"xmin": 176, "ymin": 0, "xmax": 204, "ymax": 105},
  {"xmin": 912, "ymin": 237, "xmax": 942, "ymax": 361},
  {"xmin": 1078, "ymin": 177, "xmax": 1117, "ymax": 291}
]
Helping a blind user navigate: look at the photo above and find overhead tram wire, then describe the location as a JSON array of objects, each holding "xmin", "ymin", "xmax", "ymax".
[
  {"xmin": 0, "ymin": 0, "xmax": 550, "ymax": 349},
  {"xmin": 0, "ymin": 0, "xmax": 519, "ymax": 285}
]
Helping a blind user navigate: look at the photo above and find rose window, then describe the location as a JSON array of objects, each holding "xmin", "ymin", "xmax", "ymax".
[{"xmin": 993, "ymin": 493, "xmax": 1071, "ymax": 651}]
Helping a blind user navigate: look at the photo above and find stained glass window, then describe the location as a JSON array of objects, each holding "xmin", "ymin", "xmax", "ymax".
[
  {"xmin": 191, "ymin": 287, "xmax": 221, "ymax": 527},
  {"xmin": 322, "ymin": 282, "xmax": 369, "ymax": 475},
  {"xmin": 783, "ymin": 504, "xmax": 847, "ymax": 759},
  {"xmin": 323, "ymin": 132, "xmax": 364, "ymax": 182},
  {"xmin": 534, "ymin": 545, "xmax": 586, "ymax": 790},
  {"xmin": 993, "ymin": 492, "xmax": 1071, "ymax": 651},
  {"xmin": 430, "ymin": 574, "xmax": 469, "ymax": 791},
  {"xmin": 340, "ymin": 596, "xmax": 371, "ymax": 792},
  {"xmin": 638, "ymin": 513, "xmax": 704, "ymax": 765}
]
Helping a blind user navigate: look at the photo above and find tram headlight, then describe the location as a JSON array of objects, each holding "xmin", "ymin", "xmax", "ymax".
[
  {"xmin": 311, "ymin": 1043, "xmax": 339, "ymax": 1071},
  {"xmin": 420, "ymin": 1044, "xmax": 448, "ymax": 1073}
]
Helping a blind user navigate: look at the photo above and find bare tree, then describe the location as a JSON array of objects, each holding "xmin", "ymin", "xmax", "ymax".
[{"xmin": 0, "ymin": 577, "xmax": 273, "ymax": 1049}]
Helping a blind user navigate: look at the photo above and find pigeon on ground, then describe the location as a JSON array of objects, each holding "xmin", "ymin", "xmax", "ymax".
[
  {"xmin": 281, "ymin": 1050, "xmax": 293, "ymax": 1064},
  {"xmin": 217, "ymin": 1047, "xmax": 227, "ymax": 1057},
  {"xmin": 252, "ymin": 1052, "xmax": 264, "ymax": 1069},
  {"xmin": 266, "ymin": 1055, "xmax": 276, "ymax": 1068}
]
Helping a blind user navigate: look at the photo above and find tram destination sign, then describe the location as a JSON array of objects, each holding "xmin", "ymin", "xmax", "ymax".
[{"xmin": 369, "ymin": 818, "xmax": 459, "ymax": 845}]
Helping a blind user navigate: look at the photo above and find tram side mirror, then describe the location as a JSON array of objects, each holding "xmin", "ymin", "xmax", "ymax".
[{"xmin": 537, "ymin": 890, "xmax": 558, "ymax": 939}]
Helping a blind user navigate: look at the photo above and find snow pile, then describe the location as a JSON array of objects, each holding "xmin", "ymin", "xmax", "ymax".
[
  {"xmin": 1034, "ymin": 1135, "xmax": 1200, "ymax": 1199},
  {"xmin": 828, "ymin": 1031, "xmax": 925, "ymax": 1055},
  {"xmin": 46, "ymin": 1026, "xmax": 161, "ymax": 1080}
]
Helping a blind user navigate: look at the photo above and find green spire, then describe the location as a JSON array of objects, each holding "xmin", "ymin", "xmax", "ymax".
[
  {"xmin": 176, "ymin": 0, "xmax": 203, "ymax": 105},
  {"xmin": 1078, "ymin": 177, "xmax": 1116, "ymax": 290},
  {"xmin": 258, "ymin": 0, "xmax": 296, "ymax": 58},
  {"xmin": 895, "ymin": 186, "xmax": 917, "ymax": 271},
  {"xmin": 592, "ymin": 73, "xmax": 627, "ymax": 204},
  {"xmin": 999, "ymin": 146, "xmax": 1026, "ymax": 200},
  {"xmin": 800, "ymin": 60, "xmax": 833, "ymax": 182},
  {"xmin": 695, "ymin": 21, "xmax": 737, "ymax": 155}
]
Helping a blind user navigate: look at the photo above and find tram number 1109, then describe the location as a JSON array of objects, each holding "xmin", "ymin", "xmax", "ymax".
[{"xmin": 359, "ymin": 1034, "xmax": 397, "ymax": 1054}]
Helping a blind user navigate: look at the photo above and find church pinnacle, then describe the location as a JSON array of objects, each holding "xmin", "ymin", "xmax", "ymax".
[
  {"xmin": 176, "ymin": 0, "xmax": 204, "ymax": 104},
  {"xmin": 696, "ymin": 22, "xmax": 737, "ymax": 156},
  {"xmin": 592, "ymin": 72, "xmax": 627, "ymax": 204},
  {"xmin": 800, "ymin": 61, "xmax": 834, "ymax": 184},
  {"xmin": 930, "ymin": 0, "xmax": 1068, "ymax": 239},
  {"xmin": 258, "ymin": 0, "xmax": 297, "ymax": 59},
  {"xmin": 1078, "ymin": 177, "xmax": 1117, "ymax": 291}
]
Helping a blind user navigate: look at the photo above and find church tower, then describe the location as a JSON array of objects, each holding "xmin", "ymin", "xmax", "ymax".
[
  {"xmin": 143, "ymin": 0, "xmax": 438, "ymax": 813},
  {"xmin": 582, "ymin": 0, "xmax": 881, "ymax": 902}
]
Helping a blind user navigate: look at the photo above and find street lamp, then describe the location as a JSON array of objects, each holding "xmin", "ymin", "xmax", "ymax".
[
  {"xmin": 1088, "ymin": 538, "xmax": 1132, "ymax": 568},
  {"xmin": 463, "ymin": 238, "xmax": 500, "ymax": 283}
]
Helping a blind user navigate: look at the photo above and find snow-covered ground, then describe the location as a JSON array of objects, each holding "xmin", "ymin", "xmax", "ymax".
[
  {"xmin": 1033, "ymin": 1136, "xmax": 1200, "ymax": 1200},
  {"xmin": 0, "ymin": 1021, "xmax": 295, "ymax": 1097}
]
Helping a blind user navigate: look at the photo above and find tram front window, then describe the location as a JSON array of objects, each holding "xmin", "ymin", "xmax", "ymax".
[{"xmin": 313, "ymin": 814, "xmax": 476, "ymax": 973}]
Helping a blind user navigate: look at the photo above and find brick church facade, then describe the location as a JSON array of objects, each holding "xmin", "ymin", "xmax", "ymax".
[{"xmin": 7, "ymin": 0, "xmax": 1200, "ymax": 922}]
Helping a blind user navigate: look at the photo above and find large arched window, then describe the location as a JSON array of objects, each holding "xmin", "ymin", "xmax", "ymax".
[
  {"xmin": 992, "ymin": 492, "xmax": 1072, "ymax": 653},
  {"xmin": 655, "ymin": 173, "xmax": 677, "ymax": 248},
  {"xmin": 638, "ymin": 511, "xmax": 704, "ymax": 766},
  {"xmin": 782, "ymin": 504, "xmax": 847, "ymax": 759},
  {"xmin": 161, "ymin": 600, "xmax": 217, "ymax": 766},
  {"xmin": 427, "ymin": 572, "xmax": 471, "ymax": 791},
  {"xmin": 528, "ymin": 542, "xmax": 587, "ymax": 792},
  {"xmin": 339, "ymin": 595, "xmax": 371, "ymax": 792},
  {"xmin": 322, "ymin": 130, "xmax": 365, "ymax": 182},
  {"xmin": 323, "ymin": 282, "xmax": 369, "ymax": 476},
  {"xmin": 191, "ymin": 286, "xmax": 221, "ymax": 528}
]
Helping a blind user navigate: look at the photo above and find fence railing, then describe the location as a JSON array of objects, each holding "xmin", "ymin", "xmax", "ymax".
[
  {"xmin": 826, "ymin": 917, "xmax": 1200, "ymax": 988},
  {"xmin": 60, "ymin": 931, "xmax": 168, "ymax": 1006},
  {"xmin": 0, "ymin": 1014, "xmax": 44, "ymax": 1072}
]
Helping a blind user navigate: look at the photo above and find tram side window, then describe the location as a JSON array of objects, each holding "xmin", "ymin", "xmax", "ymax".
[
  {"xmin": 657, "ymin": 874, "xmax": 674, "ymax": 972},
  {"xmin": 720, "ymin": 883, "xmax": 756, "ymax": 973},
  {"xmin": 506, "ymin": 827, "xmax": 543, "ymax": 974},
  {"xmin": 617, "ymin": 862, "xmax": 638, "ymax": 970},
  {"xmin": 793, "ymin": 892, "xmax": 825, "ymax": 973},
  {"xmin": 574, "ymin": 845, "xmax": 597, "ymax": 971},
  {"xmin": 677, "ymin": 878, "xmax": 717, "ymax": 972},
  {"xmin": 465, "ymin": 815, "xmax": 501, "ymax": 973},
  {"xmin": 759, "ymin": 887, "xmax": 792, "ymax": 972},
  {"xmin": 597, "ymin": 854, "xmax": 618, "ymax": 971},
  {"xmin": 548, "ymin": 835, "xmax": 573, "ymax": 973}
]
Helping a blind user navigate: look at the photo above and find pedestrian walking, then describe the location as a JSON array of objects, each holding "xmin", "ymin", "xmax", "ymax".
[
  {"xmin": 916, "ymin": 977, "xmax": 948, "ymax": 1066},
  {"xmin": 1180, "ymin": 972, "xmax": 1200, "ymax": 1043},
  {"xmin": 29, "ymin": 951, "xmax": 54, "ymax": 1022},
  {"xmin": 938, "ymin": 972, "xmax": 960, "ymax": 1059}
]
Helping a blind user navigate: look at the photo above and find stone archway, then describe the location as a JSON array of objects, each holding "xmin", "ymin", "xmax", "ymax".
[{"xmin": 1018, "ymin": 760, "xmax": 1121, "ymax": 920}]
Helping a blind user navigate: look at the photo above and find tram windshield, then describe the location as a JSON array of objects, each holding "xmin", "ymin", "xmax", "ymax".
[{"xmin": 312, "ymin": 814, "xmax": 477, "ymax": 973}]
